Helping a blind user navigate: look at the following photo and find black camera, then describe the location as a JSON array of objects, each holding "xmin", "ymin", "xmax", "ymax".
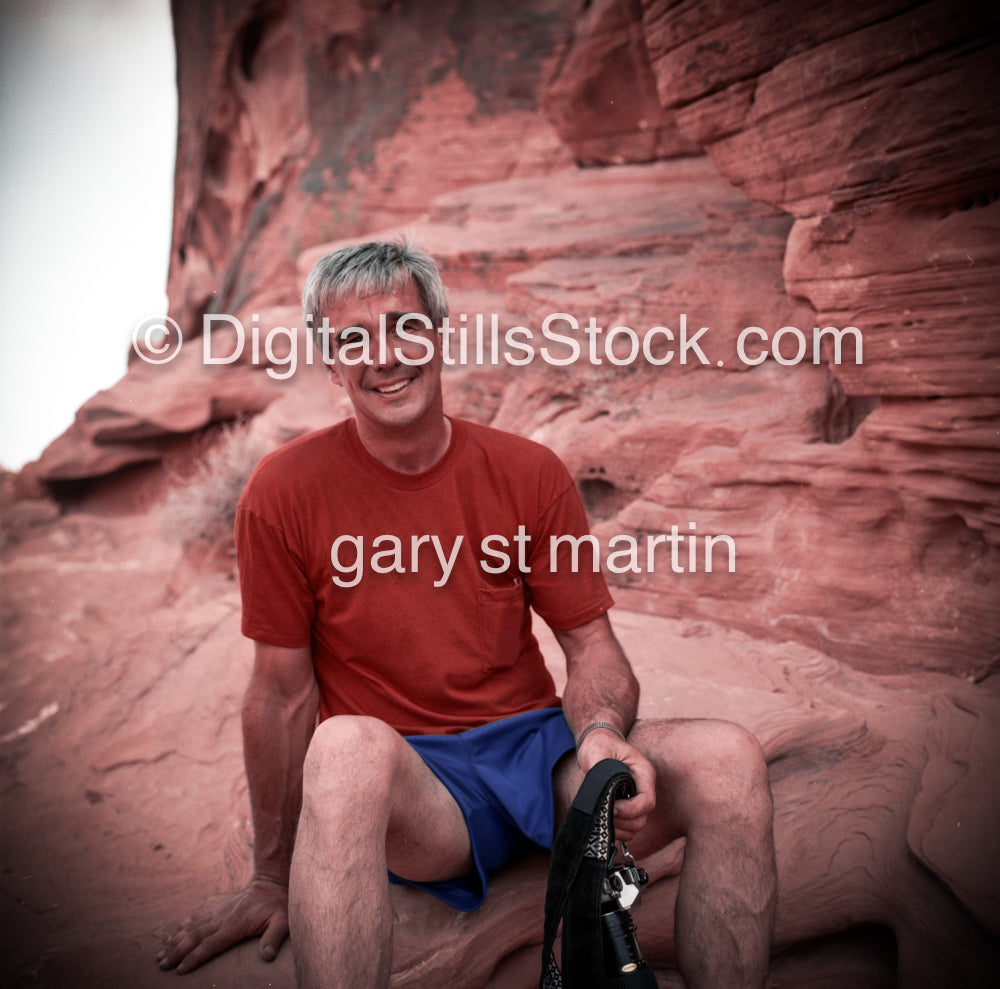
[{"xmin": 600, "ymin": 843, "xmax": 658, "ymax": 988}]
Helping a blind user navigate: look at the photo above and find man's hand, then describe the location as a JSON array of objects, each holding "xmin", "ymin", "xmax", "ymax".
[
  {"xmin": 576, "ymin": 727, "xmax": 657, "ymax": 843},
  {"xmin": 156, "ymin": 875, "xmax": 289, "ymax": 974},
  {"xmin": 555, "ymin": 614, "xmax": 657, "ymax": 842}
]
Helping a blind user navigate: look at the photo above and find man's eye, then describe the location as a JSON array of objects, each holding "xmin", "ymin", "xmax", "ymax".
[
  {"xmin": 400, "ymin": 319, "xmax": 432, "ymax": 335},
  {"xmin": 338, "ymin": 330, "xmax": 366, "ymax": 347}
]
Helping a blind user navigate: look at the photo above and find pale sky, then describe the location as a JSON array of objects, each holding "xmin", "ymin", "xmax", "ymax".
[{"xmin": 0, "ymin": 0, "xmax": 176, "ymax": 471}]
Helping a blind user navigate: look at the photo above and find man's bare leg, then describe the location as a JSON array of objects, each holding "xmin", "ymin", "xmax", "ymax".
[
  {"xmin": 556, "ymin": 718, "xmax": 776, "ymax": 989},
  {"xmin": 289, "ymin": 715, "xmax": 474, "ymax": 988}
]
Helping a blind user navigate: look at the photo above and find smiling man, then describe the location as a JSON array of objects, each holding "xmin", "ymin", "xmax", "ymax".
[{"xmin": 157, "ymin": 240, "xmax": 777, "ymax": 988}]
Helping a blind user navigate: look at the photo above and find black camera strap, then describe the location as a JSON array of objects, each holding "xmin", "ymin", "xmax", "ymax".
[{"xmin": 540, "ymin": 758, "xmax": 645, "ymax": 988}]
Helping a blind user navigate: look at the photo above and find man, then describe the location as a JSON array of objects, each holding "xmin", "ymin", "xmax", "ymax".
[{"xmin": 157, "ymin": 240, "xmax": 776, "ymax": 987}]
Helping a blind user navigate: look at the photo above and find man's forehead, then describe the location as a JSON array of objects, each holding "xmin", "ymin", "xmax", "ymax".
[{"xmin": 324, "ymin": 278, "xmax": 426, "ymax": 320}]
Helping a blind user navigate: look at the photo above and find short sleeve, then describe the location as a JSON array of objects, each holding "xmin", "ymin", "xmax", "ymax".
[
  {"xmin": 235, "ymin": 503, "xmax": 315, "ymax": 647},
  {"xmin": 523, "ymin": 469, "xmax": 614, "ymax": 631}
]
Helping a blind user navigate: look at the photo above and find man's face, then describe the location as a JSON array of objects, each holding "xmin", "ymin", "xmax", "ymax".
[{"xmin": 324, "ymin": 277, "xmax": 444, "ymax": 435}]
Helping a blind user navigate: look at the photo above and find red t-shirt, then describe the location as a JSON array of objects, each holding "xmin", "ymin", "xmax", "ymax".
[{"xmin": 235, "ymin": 417, "xmax": 614, "ymax": 735}]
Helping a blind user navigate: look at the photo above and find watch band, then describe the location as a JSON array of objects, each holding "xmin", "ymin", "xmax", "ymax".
[{"xmin": 575, "ymin": 720, "xmax": 627, "ymax": 750}]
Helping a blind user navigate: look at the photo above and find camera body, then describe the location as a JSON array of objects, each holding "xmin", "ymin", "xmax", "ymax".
[{"xmin": 600, "ymin": 850, "xmax": 658, "ymax": 987}]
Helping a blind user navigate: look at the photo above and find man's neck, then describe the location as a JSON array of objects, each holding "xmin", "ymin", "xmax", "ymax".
[{"xmin": 355, "ymin": 414, "xmax": 453, "ymax": 474}]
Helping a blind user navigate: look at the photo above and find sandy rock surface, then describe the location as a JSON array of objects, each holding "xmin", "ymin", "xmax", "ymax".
[{"xmin": 3, "ymin": 506, "xmax": 998, "ymax": 987}]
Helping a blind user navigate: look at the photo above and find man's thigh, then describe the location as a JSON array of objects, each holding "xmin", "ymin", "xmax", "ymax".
[
  {"xmin": 391, "ymin": 708, "xmax": 575, "ymax": 908},
  {"xmin": 385, "ymin": 738, "xmax": 476, "ymax": 882},
  {"xmin": 552, "ymin": 717, "xmax": 766, "ymax": 856}
]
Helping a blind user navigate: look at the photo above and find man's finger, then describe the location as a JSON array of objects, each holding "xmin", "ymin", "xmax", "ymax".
[
  {"xmin": 158, "ymin": 924, "xmax": 216, "ymax": 971},
  {"xmin": 616, "ymin": 790, "xmax": 655, "ymax": 818},
  {"xmin": 160, "ymin": 912, "xmax": 216, "ymax": 953},
  {"xmin": 175, "ymin": 927, "xmax": 246, "ymax": 975},
  {"xmin": 259, "ymin": 914, "xmax": 289, "ymax": 961}
]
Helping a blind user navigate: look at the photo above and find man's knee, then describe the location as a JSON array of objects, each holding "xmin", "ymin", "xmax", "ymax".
[
  {"xmin": 303, "ymin": 715, "xmax": 402, "ymax": 805},
  {"xmin": 635, "ymin": 718, "xmax": 772, "ymax": 825},
  {"xmin": 697, "ymin": 720, "xmax": 771, "ymax": 812}
]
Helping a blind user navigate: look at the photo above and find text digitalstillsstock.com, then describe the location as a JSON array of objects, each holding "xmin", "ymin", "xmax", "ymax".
[
  {"xmin": 329, "ymin": 525, "xmax": 737, "ymax": 588},
  {"xmin": 132, "ymin": 312, "xmax": 865, "ymax": 376}
]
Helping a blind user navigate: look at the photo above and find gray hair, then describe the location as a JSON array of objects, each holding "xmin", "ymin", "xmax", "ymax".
[{"xmin": 302, "ymin": 239, "xmax": 449, "ymax": 350}]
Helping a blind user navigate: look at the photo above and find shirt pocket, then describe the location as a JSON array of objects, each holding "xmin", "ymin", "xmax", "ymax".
[{"xmin": 478, "ymin": 578, "xmax": 527, "ymax": 674}]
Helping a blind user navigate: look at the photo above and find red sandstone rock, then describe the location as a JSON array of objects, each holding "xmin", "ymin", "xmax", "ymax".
[
  {"xmin": 31, "ymin": 0, "xmax": 998, "ymax": 675},
  {"xmin": 636, "ymin": 0, "xmax": 1000, "ymax": 667},
  {"xmin": 784, "ymin": 200, "xmax": 1000, "ymax": 400},
  {"xmin": 540, "ymin": 0, "xmax": 701, "ymax": 166},
  {"xmin": 166, "ymin": 0, "xmax": 578, "ymax": 336},
  {"xmin": 8, "ymin": 0, "xmax": 1000, "ymax": 985}
]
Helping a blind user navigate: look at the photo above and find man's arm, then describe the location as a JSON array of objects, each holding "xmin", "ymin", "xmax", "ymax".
[
  {"xmin": 157, "ymin": 642, "xmax": 319, "ymax": 974},
  {"xmin": 555, "ymin": 612, "xmax": 656, "ymax": 841},
  {"xmin": 243, "ymin": 642, "xmax": 319, "ymax": 888}
]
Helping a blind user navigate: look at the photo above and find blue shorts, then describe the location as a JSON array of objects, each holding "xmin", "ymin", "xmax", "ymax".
[{"xmin": 389, "ymin": 707, "xmax": 575, "ymax": 911}]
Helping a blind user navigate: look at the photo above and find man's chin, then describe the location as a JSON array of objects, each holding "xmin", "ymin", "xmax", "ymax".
[{"xmin": 359, "ymin": 401, "xmax": 427, "ymax": 430}]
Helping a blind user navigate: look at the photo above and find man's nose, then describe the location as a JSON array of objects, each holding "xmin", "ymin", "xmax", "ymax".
[{"xmin": 372, "ymin": 326, "xmax": 401, "ymax": 369}]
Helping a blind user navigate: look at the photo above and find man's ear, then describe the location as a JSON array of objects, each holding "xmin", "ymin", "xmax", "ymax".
[
  {"xmin": 315, "ymin": 322, "xmax": 339, "ymax": 382},
  {"xmin": 319, "ymin": 331, "xmax": 342, "ymax": 386}
]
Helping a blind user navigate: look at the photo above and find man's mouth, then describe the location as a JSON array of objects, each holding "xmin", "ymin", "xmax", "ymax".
[{"xmin": 372, "ymin": 377, "xmax": 413, "ymax": 396}]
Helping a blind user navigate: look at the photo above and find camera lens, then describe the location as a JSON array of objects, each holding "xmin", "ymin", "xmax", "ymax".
[{"xmin": 600, "ymin": 902, "xmax": 657, "ymax": 987}]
